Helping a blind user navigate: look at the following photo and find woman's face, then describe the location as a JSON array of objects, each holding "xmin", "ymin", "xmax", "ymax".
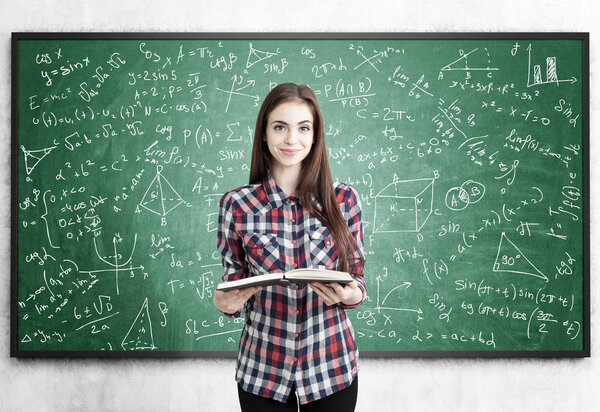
[{"xmin": 264, "ymin": 100, "xmax": 314, "ymax": 174}]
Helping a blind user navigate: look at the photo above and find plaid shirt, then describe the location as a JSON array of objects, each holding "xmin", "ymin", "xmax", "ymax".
[{"xmin": 216, "ymin": 174, "xmax": 366, "ymax": 404}]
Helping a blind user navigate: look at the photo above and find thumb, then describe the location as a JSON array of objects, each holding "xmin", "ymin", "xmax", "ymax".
[{"xmin": 346, "ymin": 280, "xmax": 357, "ymax": 289}]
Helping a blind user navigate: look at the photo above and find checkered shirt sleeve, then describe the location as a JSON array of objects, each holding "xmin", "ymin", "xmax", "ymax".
[
  {"xmin": 216, "ymin": 191, "xmax": 247, "ymax": 318},
  {"xmin": 337, "ymin": 184, "xmax": 366, "ymax": 310}
]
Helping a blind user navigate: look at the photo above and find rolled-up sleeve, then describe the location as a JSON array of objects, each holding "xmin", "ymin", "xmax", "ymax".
[
  {"xmin": 216, "ymin": 191, "xmax": 247, "ymax": 318},
  {"xmin": 339, "ymin": 185, "xmax": 366, "ymax": 309}
]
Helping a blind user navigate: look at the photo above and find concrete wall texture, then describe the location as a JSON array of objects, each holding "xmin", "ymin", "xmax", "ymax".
[{"xmin": 1, "ymin": 1, "xmax": 598, "ymax": 411}]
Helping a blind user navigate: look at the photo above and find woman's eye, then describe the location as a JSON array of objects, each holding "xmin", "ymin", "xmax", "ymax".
[
  {"xmin": 274, "ymin": 125, "xmax": 285, "ymax": 131},
  {"xmin": 301, "ymin": 126, "xmax": 311, "ymax": 132}
]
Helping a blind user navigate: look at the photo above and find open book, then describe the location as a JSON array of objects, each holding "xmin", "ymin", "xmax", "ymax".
[{"xmin": 216, "ymin": 268, "xmax": 354, "ymax": 292}]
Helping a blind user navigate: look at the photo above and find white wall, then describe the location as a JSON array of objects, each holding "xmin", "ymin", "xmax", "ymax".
[{"xmin": 0, "ymin": 1, "xmax": 597, "ymax": 411}]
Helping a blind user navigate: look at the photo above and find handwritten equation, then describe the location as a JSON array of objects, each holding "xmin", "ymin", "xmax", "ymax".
[{"xmin": 15, "ymin": 37, "xmax": 585, "ymax": 354}]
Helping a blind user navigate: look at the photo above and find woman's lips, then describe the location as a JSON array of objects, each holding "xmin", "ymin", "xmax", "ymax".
[{"xmin": 280, "ymin": 149, "xmax": 300, "ymax": 156}]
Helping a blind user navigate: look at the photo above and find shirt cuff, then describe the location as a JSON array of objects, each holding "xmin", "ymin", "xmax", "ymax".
[
  {"xmin": 338, "ymin": 280, "xmax": 366, "ymax": 309},
  {"xmin": 219, "ymin": 308, "xmax": 242, "ymax": 318}
]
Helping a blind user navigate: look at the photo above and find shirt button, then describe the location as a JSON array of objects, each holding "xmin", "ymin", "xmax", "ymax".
[
  {"xmin": 292, "ymin": 357, "xmax": 297, "ymax": 364},
  {"xmin": 293, "ymin": 285, "xmax": 298, "ymax": 290},
  {"xmin": 295, "ymin": 310, "xmax": 300, "ymax": 315},
  {"xmin": 293, "ymin": 263, "xmax": 297, "ymax": 268},
  {"xmin": 291, "ymin": 240, "xmax": 295, "ymax": 245},
  {"xmin": 294, "ymin": 333, "xmax": 298, "ymax": 339}
]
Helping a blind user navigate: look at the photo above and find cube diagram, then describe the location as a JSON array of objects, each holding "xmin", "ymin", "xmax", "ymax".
[{"xmin": 373, "ymin": 178, "xmax": 434, "ymax": 233}]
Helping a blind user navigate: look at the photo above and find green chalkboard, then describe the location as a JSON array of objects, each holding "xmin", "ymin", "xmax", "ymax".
[{"xmin": 11, "ymin": 33, "xmax": 589, "ymax": 357}]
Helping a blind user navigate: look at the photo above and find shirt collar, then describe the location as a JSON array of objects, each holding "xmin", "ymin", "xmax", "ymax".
[{"xmin": 263, "ymin": 174, "xmax": 320, "ymax": 210}]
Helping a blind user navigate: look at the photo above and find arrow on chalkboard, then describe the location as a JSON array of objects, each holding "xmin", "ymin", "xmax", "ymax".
[
  {"xmin": 377, "ymin": 307, "xmax": 423, "ymax": 315},
  {"xmin": 375, "ymin": 277, "xmax": 421, "ymax": 314},
  {"xmin": 381, "ymin": 282, "xmax": 412, "ymax": 306},
  {"xmin": 526, "ymin": 44, "xmax": 578, "ymax": 88}
]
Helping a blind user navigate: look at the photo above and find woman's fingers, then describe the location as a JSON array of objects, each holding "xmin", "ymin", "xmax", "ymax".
[
  {"xmin": 309, "ymin": 281, "xmax": 359, "ymax": 306},
  {"xmin": 214, "ymin": 286, "xmax": 261, "ymax": 314},
  {"xmin": 308, "ymin": 282, "xmax": 338, "ymax": 305}
]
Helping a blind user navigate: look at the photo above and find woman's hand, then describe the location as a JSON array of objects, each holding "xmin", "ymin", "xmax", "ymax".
[
  {"xmin": 213, "ymin": 286, "xmax": 262, "ymax": 315},
  {"xmin": 308, "ymin": 280, "xmax": 362, "ymax": 306}
]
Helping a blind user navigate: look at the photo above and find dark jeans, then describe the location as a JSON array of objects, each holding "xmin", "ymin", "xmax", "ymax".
[{"xmin": 238, "ymin": 376, "xmax": 358, "ymax": 412}]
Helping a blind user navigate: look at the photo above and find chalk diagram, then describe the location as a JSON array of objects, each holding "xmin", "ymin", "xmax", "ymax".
[
  {"xmin": 445, "ymin": 180, "xmax": 485, "ymax": 211},
  {"xmin": 374, "ymin": 273, "xmax": 422, "ymax": 316},
  {"xmin": 121, "ymin": 297, "xmax": 156, "ymax": 350},
  {"xmin": 526, "ymin": 43, "xmax": 577, "ymax": 88},
  {"xmin": 245, "ymin": 42, "xmax": 279, "ymax": 69},
  {"xmin": 378, "ymin": 281, "xmax": 414, "ymax": 311},
  {"xmin": 216, "ymin": 74, "xmax": 261, "ymax": 113},
  {"xmin": 438, "ymin": 48, "xmax": 499, "ymax": 80},
  {"xmin": 373, "ymin": 178, "xmax": 434, "ymax": 233},
  {"xmin": 21, "ymin": 144, "xmax": 57, "ymax": 175},
  {"xmin": 86, "ymin": 233, "xmax": 145, "ymax": 295},
  {"xmin": 214, "ymin": 43, "xmax": 277, "ymax": 112},
  {"xmin": 138, "ymin": 165, "xmax": 189, "ymax": 222},
  {"xmin": 493, "ymin": 232, "xmax": 548, "ymax": 282}
]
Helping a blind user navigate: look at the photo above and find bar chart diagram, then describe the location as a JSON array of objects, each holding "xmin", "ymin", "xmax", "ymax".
[{"xmin": 526, "ymin": 43, "xmax": 577, "ymax": 87}]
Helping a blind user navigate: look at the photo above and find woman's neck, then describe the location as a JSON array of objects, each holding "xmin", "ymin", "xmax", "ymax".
[{"xmin": 271, "ymin": 165, "xmax": 301, "ymax": 197}]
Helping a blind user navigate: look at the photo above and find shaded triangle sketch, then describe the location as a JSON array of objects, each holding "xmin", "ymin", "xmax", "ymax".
[
  {"xmin": 492, "ymin": 232, "xmax": 548, "ymax": 282},
  {"xmin": 21, "ymin": 144, "xmax": 57, "ymax": 175},
  {"xmin": 121, "ymin": 297, "xmax": 156, "ymax": 350}
]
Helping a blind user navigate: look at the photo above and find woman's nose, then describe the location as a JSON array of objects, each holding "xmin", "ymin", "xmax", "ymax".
[{"xmin": 284, "ymin": 131, "xmax": 298, "ymax": 144}]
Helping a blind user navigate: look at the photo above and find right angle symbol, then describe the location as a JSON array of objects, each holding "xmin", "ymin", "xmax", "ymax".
[{"xmin": 493, "ymin": 232, "xmax": 548, "ymax": 282}]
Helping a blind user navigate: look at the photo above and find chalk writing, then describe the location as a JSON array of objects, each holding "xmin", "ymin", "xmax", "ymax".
[{"xmin": 14, "ymin": 36, "xmax": 586, "ymax": 355}]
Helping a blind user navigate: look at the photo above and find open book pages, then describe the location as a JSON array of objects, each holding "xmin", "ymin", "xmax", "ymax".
[
  {"xmin": 216, "ymin": 268, "xmax": 353, "ymax": 292},
  {"xmin": 283, "ymin": 268, "xmax": 353, "ymax": 282}
]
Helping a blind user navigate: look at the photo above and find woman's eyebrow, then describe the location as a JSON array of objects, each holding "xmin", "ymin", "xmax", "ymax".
[{"xmin": 271, "ymin": 120, "xmax": 313, "ymax": 125}]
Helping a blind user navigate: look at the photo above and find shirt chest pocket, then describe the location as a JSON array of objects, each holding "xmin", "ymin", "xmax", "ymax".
[
  {"xmin": 243, "ymin": 232, "xmax": 280, "ymax": 274},
  {"xmin": 308, "ymin": 226, "xmax": 336, "ymax": 269}
]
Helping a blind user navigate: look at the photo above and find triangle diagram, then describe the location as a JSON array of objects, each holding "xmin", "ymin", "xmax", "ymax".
[
  {"xmin": 139, "ymin": 165, "xmax": 185, "ymax": 217},
  {"xmin": 21, "ymin": 144, "xmax": 56, "ymax": 175},
  {"xmin": 493, "ymin": 232, "xmax": 548, "ymax": 282},
  {"xmin": 139, "ymin": 173, "xmax": 163, "ymax": 215},
  {"xmin": 440, "ymin": 48, "xmax": 477, "ymax": 72},
  {"xmin": 246, "ymin": 42, "xmax": 278, "ymax": 69},
  {"xmin": 160, "ymin": 175, "xmax": 185, "ymax": 215},
  {"xmin": 121, "ymin": 297, "xmax": 156, "ymax": 350}
]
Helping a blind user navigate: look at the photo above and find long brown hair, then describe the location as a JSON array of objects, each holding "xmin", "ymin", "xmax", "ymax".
[{"xmin": 249, "ymin": 83, "xmax": 364, "ymax": 274}]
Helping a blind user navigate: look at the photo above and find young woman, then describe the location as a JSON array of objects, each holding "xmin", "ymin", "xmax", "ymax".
[{"xmin": 214, "ymin": 83, "xmax": 366, "ymax": 411}]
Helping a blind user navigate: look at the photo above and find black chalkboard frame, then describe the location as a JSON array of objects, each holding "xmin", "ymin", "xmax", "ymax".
[{"xmin": 11, "ymin": 31, "xmax": 590, "ymax": 358}]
